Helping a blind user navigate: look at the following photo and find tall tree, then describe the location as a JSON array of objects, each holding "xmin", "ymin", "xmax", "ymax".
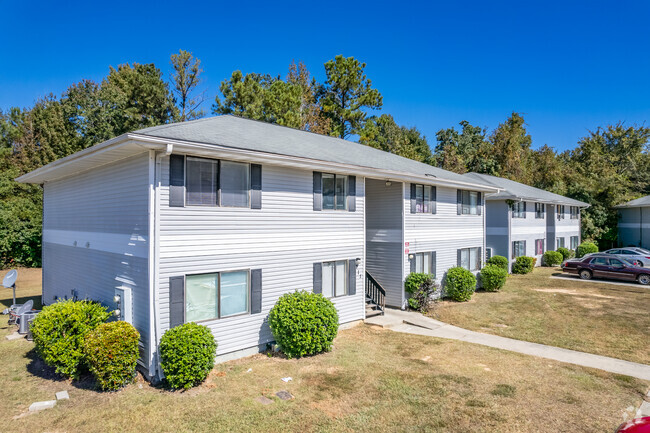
[
  {"xmin": 318, "ymin": 55, "xmax": 383, "ymax": 139},
  {"xmin": 286, "ymin": 61, "xmax": 331, "ymax": 134},
  {"xmin": 434, "ymin": 120, "xmax": 496, "ymax": 174},
  {"xmin": 489, "ymin": 112, "xmax": 533, "ymax": 183},
  {"xmin": 359, "ymin": 114, "xmax": 432, "ymax": 163},
  {"xmin": 170, "ymin": 50, "xmax": 205, "ymax": 121}
]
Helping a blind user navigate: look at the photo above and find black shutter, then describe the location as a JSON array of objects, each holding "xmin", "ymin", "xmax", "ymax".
[
  {"xmin": 348, "ymin": 259, "xmax": 356, "ymax": 295},
  {"xmin": 169, "ymin": 276, "xmax": 185, "ymax": 328},
  {"xmin": 478, "ymin": 247, "xmax": 483, "ymax": 268},
  {"xmin": 250, "ymin": 269, "xmax": 262, "ymax": 314},
  {"xmin": 523, "ymin": 241, "xmax": 526, "ymax": 256},
  {"xmin": 457, "ymin": 249, "xmax": 462, "ymax": 267},
  {"xmin": 313, "ymin": 263, "xmax": 322, "ymax": 294},
  {"xmin": 250, "ymin": 164, "xmax": 262, "ymax": 210},
  {"xmin": 431, "ymin": 187, "xmax": 437, "ymax": 214},
  {"xmin": 347, "ymin": 176, "xmax": 356, "ymax": 212},
  {"xmin": 410, "ymin": 184, "xmax": 417, "ymax": 214},
  {"xmin": 313, "ymin": 172, "xmax": 322, "ymax": 211},
  {"xmin": 431, "ymin": 251, "xmax": 437, "ymax": 279},
  {"xmin": 523, "ymin": 201, "xmax": 527, "ymax": 218},
  {"xmin": 512, "ymin": 241, "xmax": 516, "ymax": 258},
  {"xmin": 169, "ymin": 155, "xmax": 185, "ymax": 207},
  {"xmin": 457, "ymin": 190, "xmax": 462, "ymax": 215},
  {"xmin": 477, "ymin": 192, "xmax": 482, "ymax": 215},
  {"xmin": 409, "ymin": 255, "xmax": 416, "ymax": 273}
]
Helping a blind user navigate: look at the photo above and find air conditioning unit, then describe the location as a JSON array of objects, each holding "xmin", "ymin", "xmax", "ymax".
[{"xmin": 485, "ymin": 248, "xmax": 493, "ymax": 260}]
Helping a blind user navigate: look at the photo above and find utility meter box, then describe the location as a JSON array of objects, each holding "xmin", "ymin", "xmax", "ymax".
[{"xmin": 114, "ymin": 286, "xmax": 133, "ymax": 324}]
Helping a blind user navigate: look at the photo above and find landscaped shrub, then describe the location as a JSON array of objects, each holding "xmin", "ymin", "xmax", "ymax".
[
  {"xmin": 83, "ymin": 321, "xmax": 140, "ymax": 391},
  {"xmin": 576, "ymin": 241, "xmax": 598, "ymax": 258},
  {"xmin": 486, "ymin": 255, "xmax": 508, "ymax": 271},
  {"xmin": 405, "ymin": 273, "xmax": 439, "ymax": 312},
  {"xmin": 268, "ymin": 290, "xmax": 339, "ymax": 359},
  {"xmin": 444, "ymin": 267, "xmax": 477, "ymax": 302},
  {"xmin": 31, "ymin": 300, "xmax": 110, "ymax": 379},
  {"xmin": 543, "ymin": 250, "xmax": 563, "ymax": 266},
  {"xmin": 480, "ymin": 265, "xmax": 508, "ymax": 292},
  {"xmin": 159, "ymin": 323, "xmax": 217, "ymax": 390},
  {"xmin": 556, "ymin": 247, "xmax": 573, "ymax": 261},
  {"xmin": 512, "ymin": 256, "xmax": 535, "ymax": 274}
]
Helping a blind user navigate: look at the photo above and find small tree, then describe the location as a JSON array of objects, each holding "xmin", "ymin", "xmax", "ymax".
[
  {"xmin": 404, "ymin": 273, "xmax": 439, "ymax": 312},
  {"xmin": 543, "ymin": 250, "xmax": 563, "ymax": 266},
  {"xmin": 444, "ymin": 267, "xmax": 477, "ymax": 302},
  {"xmin": 480, "ymin": 265, "xmax": 507, "ymax": 292},
  {"xmin": 170, "ymin": 50, "xmax": 205, "ymax": 121}
]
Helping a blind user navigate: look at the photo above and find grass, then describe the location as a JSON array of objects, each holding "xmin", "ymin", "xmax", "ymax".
[
  {"xmin": 1, "ymin": 268, "xmax": 648, "ymax": 432},
  {"xmin": 431, "ymin": 267, "xmax": 650, "ymax": 364}
]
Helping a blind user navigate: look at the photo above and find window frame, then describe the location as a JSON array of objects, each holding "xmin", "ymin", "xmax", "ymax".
[
  {"xmin": 413, "ymin": 251, "xmax": 434, "ymax": 274},
  {"xmin": 570, "ymin": 236, "xmax": 579, "ymax": 250},
  {"xmin": 321, "ymin": 259, "xmax": 349, "ymax": 298},
  {"xmin": 184, "ymin": 156, "xmax": 252, "ymax": 208},
  {"xmin": 459, "ymin": 247, "xmax": 481, "ymax": 271},
  {"xmin": 557, "ymin": 205, "xmax": 566, "ymax": 220},
  {"xmin": 512, "ymin": 201, "xmax": 525, "ymax": 218},
  {"xmin": 556, "ymin": 237, "xmax": 565, "ymax": 249},
  {"xmin": 461, "ymin": 190, "xmax": 479, "ymax": 215},
  {"xmin": 512, "ymin": 240, "xmax": 526, "ymax": 258},
  {"xmin": 570, "ymin": 206, "xmax": 579, "ymax": 219},
  {"xmin": 322, "ymin": 173, "xmax": 348, "ymax": 211},
  {"xmin": 184, "ymin": 269, "xmax": 251, "ymax": 322},
  {"xmin": 535, "ymin": 203, "xmax": 545, "ymax": 219},
  {"xmin": 535, "ymin": 239, "xmax": 544, "ymax": 255},
  {"xmin": 414, "ymin": 184, "xmax": 433, "ymax": 213}
]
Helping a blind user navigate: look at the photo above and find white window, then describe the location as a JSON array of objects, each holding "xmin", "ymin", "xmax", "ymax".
[
  {"xmin": 570, "ymin": 206, "xmax": 579, "ymax": 219},
  {"xmin": 513, "ymin": 241, "xmax": 526, "ymax": 258},
  {"xmin": 535, "ymin": 203, "xmax": 545, "ymax": 219},
  {"xmin": 221, "ymin": 161, "xmax": 250, "ymax": 207},
  {"xmin": 512, "ymin": 201, "xmax": 525, "ymax": 218},
  {"xmin": 186, "ymin": 157, "xmax": 218, "ymax": 206},
  {"xmin": 322, "ymin": 260, "xmax": 348, "ymax": 297},
  {"xmin": 322, "ymin": 173, "xmax": 347, "ymax": 210},
  {"xmin": 414, "ymin": 184, "xmax": 432, "ymax": 213},
  {"xmin": 556, "ymin": 237, "xmax": 565, "ymax": 249},
  {"xmin": 185, "ymin": 270, "xmax": 249, "ymax": 322},
  {"xmin": 461, "ymin": 190, "xmax": 478, "ymax": 215},
  {"xmin": 186, "ymin": 157, "xmax": 251, "ymax": 208},
  {"xmin": 460, "ymin": 247, "xmax": 480, "ymax": 271},
  {"xmin": 413, "ymin": 252, "xmax": 434, "ymax": 274},
  {"xmin": 570, "ymin": 236, "xmax": 579, "ymax": 249}
]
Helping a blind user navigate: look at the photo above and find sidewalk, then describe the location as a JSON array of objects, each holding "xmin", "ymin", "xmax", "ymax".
[{"xmin": 365, "ymin": 308, "xmax": 650, "ymax": 381}]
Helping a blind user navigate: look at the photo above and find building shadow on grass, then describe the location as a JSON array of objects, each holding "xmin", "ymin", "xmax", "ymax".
[{"xmin": 24, "ymin": 347, "xmax": 96, "ymax": 391}]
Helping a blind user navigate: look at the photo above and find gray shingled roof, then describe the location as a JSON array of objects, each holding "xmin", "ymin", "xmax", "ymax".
[
  {"xmin": 614, "ymin": 195, "xmax": 650, "ymax": 208},
  {"xmin": 463, "ymin": 172, "xmax": 589, "ymax": 207},
  {"xmin": 134, "ymin": 115, "xmax": 489, "ymax": 187}
]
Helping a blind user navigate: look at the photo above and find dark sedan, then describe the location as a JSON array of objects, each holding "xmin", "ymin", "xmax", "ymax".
[{"xmin": 562, "ymin": 253, "xmax": 650, "ymax": 285}]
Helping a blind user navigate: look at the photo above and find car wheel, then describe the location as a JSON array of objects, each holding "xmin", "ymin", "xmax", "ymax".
[
  {"xmin": 579, "ymin": 269, "xmax": 592, "ymax": 280},
  {"xmin": 638, "ymin": 274, "xmax": 650, "ymax": 285}
]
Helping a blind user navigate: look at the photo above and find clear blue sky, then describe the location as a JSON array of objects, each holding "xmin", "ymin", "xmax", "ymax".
[{"xmin": 2, "ymin": 0, "xmax": 649, "ymax": 151}]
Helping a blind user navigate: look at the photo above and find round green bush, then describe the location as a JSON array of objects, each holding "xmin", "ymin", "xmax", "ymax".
[
  {"xmin": 480, "ymin": 265, "xmax": 508, "ymax": 292},
  {"xmin": 159, "ymin": 323, "xmax": 217, "ymax": 390},
  {"xmin": 405, "ymin": 273, "xmax": 439, "ymax": 312},
  {"xmin": 268, "ymin": 290, "xmax": 339, "ymax": 359},
  {"xmin": 486, "ymin": 255, "xmax": 508, "ymax": 271},
  {"xmin": 444, "ymin": 267, "xmax": 477, "ymax": 302},
  {"xmin": 576, "ymin": 241, "xmax": 598, "ymax": 258},
  {"xmin": 83, "ymin": 321, "xmax": 140, "ymax": 391},
  {"xmin": 31, "ymin": 300, "xmax": 110, "ymax": 379},
  {"xmin": 512, "ymin": 256, "xmax": 535, "ymax": 274},
  {"xmin": 543, "ymin": 250, "xmax": 564, "ymax": 266},
  {"xmin": 556, "ymin": 247, "xmax": 573, "ymax": 261}
]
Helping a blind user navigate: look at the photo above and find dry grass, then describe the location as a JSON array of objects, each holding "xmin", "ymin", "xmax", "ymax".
[
  {"xmin": 431, "ymin": 267, "xmax": 650, "ymax": 364},
  {"xmin": 1, "ymin": 268, "xmax": 648, "ymax": 432}
]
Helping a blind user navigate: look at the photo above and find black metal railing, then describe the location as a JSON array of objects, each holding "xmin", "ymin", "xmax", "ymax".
[{"xmin": 365, "ymin": 271, "xmax": 386, "ymax": 315}]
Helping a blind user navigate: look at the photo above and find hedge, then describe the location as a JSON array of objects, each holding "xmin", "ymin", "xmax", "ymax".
[
  {"xmin": 480, "ymin": 265, "xmax": 508, "ymax": 292},
  {"xmin": 486, "ymin": 255, "xmax": 508, "ymax": 271},
  {"xmin": 405, "ymin": 273, "xmax": 439, "ymax": 312},
  {"xmin": 576, "ymin": 241, "xmax": 598, "ymax": 258},
  {"xmin": 159, "ymin": 323, "xmax": 217, "ymax": 390},
  {"xmin": 512, "ymin": 256, "xmax": 535, "ymax": 274},
  {"xmin": 543, "ymin": 250, "xmax": 563, "ymax": 266},
  {"xmin": 444, "ymin": 267, "xmax": 477, "ymax": 302}
]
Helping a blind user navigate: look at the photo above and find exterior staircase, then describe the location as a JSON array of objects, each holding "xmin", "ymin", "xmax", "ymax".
[{"xmin": 365, "ymin": 271, "xmax": 386, "ymax": 317}]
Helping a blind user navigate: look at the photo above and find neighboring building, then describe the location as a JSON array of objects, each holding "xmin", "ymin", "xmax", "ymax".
[
  {"xmin": 17, "ymin": 115, "xmax": 498, "ymax": 380},
  {"xmin": 463, "ymin": 173, "xmax": 589, "ymax": 267},
  {"xmin": 615, "ymin": 195, "xmax": 650, "ymax": 249}
]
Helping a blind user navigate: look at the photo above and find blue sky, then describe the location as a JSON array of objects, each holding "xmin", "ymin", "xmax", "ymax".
[{"xmin": 2, "ymin": 0, "xmax": 649, "ymax": 151}]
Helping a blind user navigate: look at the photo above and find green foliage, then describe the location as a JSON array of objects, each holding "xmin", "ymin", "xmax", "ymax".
[
  {"xmin": 404, "ymin": 273, "xmax": 439, "ymax": 312},
  {"xmin": 480, "ymin": 265, "xmax": 508, "ymax": 292},
  {"xmin": 556, "ymin": 247, "xmax": 573, "ymax": 260},
  {"xmin": 83, "ymin": 321, "xmax": 140, "ymax": 391},
  {"xmin": 31, "ymin": 300, "xmax": 110, "ymax": 379},
  {"xmin": 319, "ymin": 55, "xmax": 383, "ymax": 138},
  {"xmin": 359, "ymin": 114, "xmax": 432, "ymax": 163},
  {"xmin": 435, "ymin": 120, "xmax": 497, "ymax": 174},
  {"xmin": 486, "ymin": 255, "xmax": 509, "ymax": 271},
  {"xmin": 512, "ymin": 256, "xmax": 535, "ymax": 274},
  {"xmin": 543, "ymin": 250, "xmax": 564, "ymax": 266},
  {"xmin": 444, "ymin": 267, "xmax": 477, "ymax": 302},
  {"xmin": 268, "ymin": 290, "xmax": 339, "ymax": 359},
  {"xmin": 170, "ymin": 50, "xmax": 205, "ymax": 121},
  {"xmin": 159, "ymin": 323, "xmax": 217, "ymax": 390},
  {"xmin": 576, "ymin": 241, "xmax": 599, "ymax": 258}
]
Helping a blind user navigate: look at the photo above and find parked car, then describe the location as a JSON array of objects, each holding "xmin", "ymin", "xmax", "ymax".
[
  {"xmin": 562, "ymin": 253, "xmax": 650, "ymax": 285},
  {"xmin": 603, "ymin": 248, "xmax": 650, "ymax": 267},
  {"xmin": 616, "ymin": 417, "xmax": 650, "ymax": 433}
]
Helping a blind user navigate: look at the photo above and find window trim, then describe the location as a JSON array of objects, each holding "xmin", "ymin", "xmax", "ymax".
[
  {"xmin": 459, "ymin": 247, "xmax": 481, "ymax": 271},
  {"xmin": 322, "ymin": 259, "xmax": 349, "ymax": 298},
  {"xmin": 184, "ymin": 269, "xmax": 251, "ymax": 322},
  {"xmin": 535, "ymin": 203, "xmax": 545, "ymax": 219},
  {"xmin": 556, "ymin": 237, "xmax": 565, "ymax": 249},
  {"xmin": 184, "ymin": 155, "xmax": 252, "ymax": 208},
  {"xmin": 557, "ymin": 205, "xmax": 566, "ymax": 220},
  {"xmin": 512, "ymin": 240, "xmax": 526, "ymax": 258},
  {"xmin": 570, "ymin": 236, "xmax": 579, "ymax": 250},
  {"xmin": 461, "ymin": 190, "xmax": 479, "ymax": 215},
  {"xmin": 570, "ymin": 206, "xmax": 579, "ymax": 220},
  {"xmin": 512, "ymin": 201, "xmax": 525, "ymax": 218},
  {"xmin": 413, "ymin": 184, "xmax": 434, "ymax": 214},
  {"xmin": 321, "ymin": 173, "xmax": 348, "ymax": 211},
  {"xmin": 413, "ymin": 251, "xmax": 434, "ymax": 274}
]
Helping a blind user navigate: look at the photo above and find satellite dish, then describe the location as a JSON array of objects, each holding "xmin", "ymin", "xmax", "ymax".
[{"xmin": 2, "ymin": 269, "xmax": 17, "ymax": 288}]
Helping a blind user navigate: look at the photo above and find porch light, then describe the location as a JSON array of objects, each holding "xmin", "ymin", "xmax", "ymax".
[
  {"xmin": 355, "ymin": 257, "xmax": 362, "ymax": 266},
  {"xmin": 385, "ymin": 180, "xmax": 392, "ymax": 187}
]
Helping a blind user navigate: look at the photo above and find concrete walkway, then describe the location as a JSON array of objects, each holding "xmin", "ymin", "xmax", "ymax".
[{"xmin": 365, "ymin": 309, "xmax": 650, "ymax": 381}]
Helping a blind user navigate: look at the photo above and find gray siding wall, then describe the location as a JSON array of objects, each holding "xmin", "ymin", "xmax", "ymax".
[
  {"xmin": 158, "ymin": 157, "xmax": 365, "ymax": 357},
  {"xmin": 486, "ymin": 200, "xmax": 510, "ymax": 261},
  {"xmin": 618, "ymin": 207, "xmax": 650, "ymax": 249},
  {"xmin": 365, "ymin": 179, "xmax": 403, "ymax": 307},
  {"xmin": 546, "ymin": 204, "xmax": 556, "ymax": 252},
  {"xmin": 403, "ymin": 185, "xmax": 485, "ymax": 293},
  {"xmin": 510, "ymin": 201, "xmax": 547, "ymax": 266},
  {"xmin": 42, "ymin": 153, "xmax": 151, "ymax": 361}
]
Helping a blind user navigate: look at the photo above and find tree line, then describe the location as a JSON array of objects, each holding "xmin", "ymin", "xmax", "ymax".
[{"xmin": 1, "ymin": 51, "xmax": 648, "ymax": 267}]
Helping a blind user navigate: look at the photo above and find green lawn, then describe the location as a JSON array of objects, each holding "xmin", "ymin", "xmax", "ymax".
[
  {"xmin": 1, "ymin": 268, "xmax": 647, "ymax": 432},
  {"xmin": 431, "ymin": 267, "xmax": 650, "ymax": 365}
]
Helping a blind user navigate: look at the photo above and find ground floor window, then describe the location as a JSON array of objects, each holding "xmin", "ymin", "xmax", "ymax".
[
  {"xmin": 412, "ymin": 251, "xmax": 435, "ymax": 274},
  {"xmin": 570, "ymin": 236, "xmax": 579, "ymax": 250},
  {"xmin": 557, "ymin": 237, "xmax": 565, "ymax": 249},
  {"xmin": 322, "ymin": 260, "xmax": 348, "ymax": 298},
  {"xmin": 185, "ymin": 270, "xmax": 249, "ymax": 322},
  {"xmin": 459, "ymin": 247, "xmax": 480, "ymax": 271},
  {"xmin": 535, "ymin": 239, "xmax": 544, "ymax": 255},
  {"xmin": 512, "ymin": 241, "xmax": 526, "ymax": 258}
]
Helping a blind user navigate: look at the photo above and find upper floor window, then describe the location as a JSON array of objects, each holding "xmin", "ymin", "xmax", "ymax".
[
  {"xmin": 185, "ymin": 156, "xmax": 251, "ymax": 207},
  {"xmin": 570, "ymin": 206, "xmax": 579, "ymax": 219},
  {"xmin": 535, "ymin": 203, "xmax": 545, "ymax": 219},
  {"xmin": 415, "ymin": 184, "xmax": 432, "ymax": 213},
  {"xmin": 557, "ymin": 205, "xmax": 566, "ymax": 220},
  {"xmin": 512, "ymin": 201, "xmax": 526, "ymax": 218},
  {"xmin": 322, "ymin": 173, "xmax": 347, "ymax": 210},
  {"xmin": 461, "ymin": 191, "xmax": 478, "ymax": 215}
]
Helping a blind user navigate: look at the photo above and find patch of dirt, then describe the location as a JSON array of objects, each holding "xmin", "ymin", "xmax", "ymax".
[{"xmin": 533, "ymin": 288, "xmax": 620, "ymax": 299}]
